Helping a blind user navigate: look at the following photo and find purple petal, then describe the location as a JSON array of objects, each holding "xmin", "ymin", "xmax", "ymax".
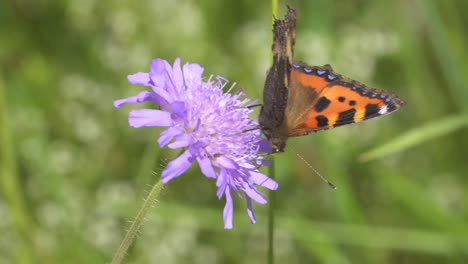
[
  {"xmin": 183, "ymin": 62, "xmax": 204, "ymax": 84},
  {"xmin": 171, "ymin": 58, "xmax": 183, "ymax": 95},
  {"xmin": 197, "ymin": 155, "xmax": 216, "ymax": 178},
  {"xmin": 158, "ymin": 127, "xmax": 182, "ymax": 147},
  {"xmin": 258, "ymin": 139, "xmax": 272, "ymax": 153},
  {"xmin": 145, "ymin": 60, "xmax": 174, "ymax": 103},
  {"xmin": 242, "ymin": 182, "xmax": 267, "ymax": 204},
  {"xmin": 161, "ymin": 149, "xmax": 194, "ymax": 183},
  {"xmin": 250, "ymin": 171, "xmax": 278, "ymax": 190},
  {"xmin": 223, "ymin": 188, "xmax": 234, "ymax": 229},
  {"xmin": 188, "ymin": 141, "xmax": 203, "ymax": 155},
  {"xmin": 168, "ymin": 133, "xmax": 193, "ymax": 149},
  {"xmin": 151, "ymin": 85, "xmax": 173, "ymax": 106},
  {"xmin": 258, "ymin": 159, "xmax": 272, "ymax": 167},
  {"xmin": 170, "ymin": 101, "xmax": 186, "ymax": 113},
  {"xmin": 216, "ymin": 169, "xmax": 227, "ymax": 198},
  {"xmin": 170, "ymin": 101, "xmax": 187, "ymax": 120},
  {"xmin": 127, "ymin": 72, "xmax": 151, "ymax": 86},
  {"xmin": 239, "ymin": 162, "xmax": 255, "ymax": 169},
  {"xmin": 246, "ymin": 197, "xmax": 256, "ymax": 224},
  {"xmin": 216, "ymin": 156, "xmax": 239, "ymax": 170},
  {"xmin": 114, "ymin": 91, "xmax": 155, "ymax": 108},
  {"xmin": 150, "ymin": 59, "xmax": 171, "ymax": 88},
  {"xmin": 128, "ymin": 109, "xmax": 171, "ymax": 128}
]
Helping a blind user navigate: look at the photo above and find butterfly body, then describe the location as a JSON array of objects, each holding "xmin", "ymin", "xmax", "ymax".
[{"xmin": 259, "ymin": 7, "xmax": 405, "ymax": 152}]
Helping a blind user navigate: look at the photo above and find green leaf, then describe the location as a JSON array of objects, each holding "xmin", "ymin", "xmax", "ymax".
[{"xmin": 359, "ymin": 114, "xmax": 468, "ymax": 162}]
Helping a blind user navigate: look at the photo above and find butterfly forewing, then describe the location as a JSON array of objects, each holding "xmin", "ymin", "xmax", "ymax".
[
  {"xmin": 286, "ymin": 63, "xmax": 405, "ymax": 136},
  {"xmin": 259, "ymin": 7, "xmax": 297, "ymax": 152}
]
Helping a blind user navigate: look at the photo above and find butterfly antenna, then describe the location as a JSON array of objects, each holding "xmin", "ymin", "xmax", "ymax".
[
  {"xmin": 247, "ymin": 103, "xmax": 262, "ymax": 109},
  {"xmin": 242, "ymin": 126, "xmax": 261, "ymax": 133},
  {"xmin": 294, "ymin": 151, "xmax": 337, "ymax": 189}
]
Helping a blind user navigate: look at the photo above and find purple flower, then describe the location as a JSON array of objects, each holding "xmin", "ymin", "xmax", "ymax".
[{"xmin": 115, "ymin": 58, "xmax": 278, "ymax": 229}]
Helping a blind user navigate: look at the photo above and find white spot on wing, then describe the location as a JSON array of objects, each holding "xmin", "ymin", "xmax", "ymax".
[{"xmin": 378, "ymin": 105, "xmax": 388, "ymax": 115}]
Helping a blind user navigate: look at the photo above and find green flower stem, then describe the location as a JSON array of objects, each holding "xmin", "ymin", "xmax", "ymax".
[
  {"xmin": 271, "ymin": 0, "xmax": 278, "ymax": 23},
  {"xmin": 111, "ymin": 180, "xmax": 165, "ymax": 264},
  {"xmin": 267, "ymin": 156, "xmax": 276, "ymax": 264}
]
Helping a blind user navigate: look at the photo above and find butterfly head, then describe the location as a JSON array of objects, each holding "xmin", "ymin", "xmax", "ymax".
[
  {"xmin": 270, "ymin": 137, "xmax": 287, "ymax": 153},
  {"xmin": 261, "ymin": 126, "xmax": 287, "ymax": 153}
]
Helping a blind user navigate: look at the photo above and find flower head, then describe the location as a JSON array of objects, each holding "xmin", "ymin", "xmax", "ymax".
[{"xmin": 115, "ymin": 58, "xmax": 278, "ymax": 228}]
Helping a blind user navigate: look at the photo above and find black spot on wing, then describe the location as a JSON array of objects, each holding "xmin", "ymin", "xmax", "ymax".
[
  {"xmin": 338, "ymin": 96, "xmax": 345, "ymax": 102},
  {"xmin": 364, "ymin": 104, "xmax": 381, "ymax": 119},
  {"xmin": 334, "ymin": 108, "xmax": 356, "ymax": 127},
  {"xmin": 349, "ymin": 100, "xmax": 356, "ymax": 106},
  {"xmin": 316, "ymin": 115, "xmax": 329, "ymax": 127},
  {"xmin": 386, "ymin": 101, "xmax": 399, "ymax": 112},
  {"xmin": 314, "ymin": 97, "xmax": 331, "ymax": 112}
]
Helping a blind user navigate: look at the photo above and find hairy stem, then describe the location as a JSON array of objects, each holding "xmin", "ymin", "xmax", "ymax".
[{"xmin": 111, "ymin": 180, "xmax": 165, "ymax": 264}]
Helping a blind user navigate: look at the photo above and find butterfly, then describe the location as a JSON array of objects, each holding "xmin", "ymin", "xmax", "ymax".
[{"xmin": 259, "ymin": 7, "xmax": 405, "ymax": 153}]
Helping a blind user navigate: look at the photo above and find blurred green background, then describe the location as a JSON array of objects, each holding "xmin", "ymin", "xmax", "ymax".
[{"xmin": 1, "ymin": 0, "xmax": 468, "ymax": 263}]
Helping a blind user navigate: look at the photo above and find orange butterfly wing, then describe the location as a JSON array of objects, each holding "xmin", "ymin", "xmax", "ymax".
[{"xmin": 286, "ymin": 63, "xmax": 404, "ymax": 136}]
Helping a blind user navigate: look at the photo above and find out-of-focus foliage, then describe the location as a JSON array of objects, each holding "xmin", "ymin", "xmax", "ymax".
[{"xmin": 1, "ymin": 0, "xmax": 467, "ymax": 263}]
